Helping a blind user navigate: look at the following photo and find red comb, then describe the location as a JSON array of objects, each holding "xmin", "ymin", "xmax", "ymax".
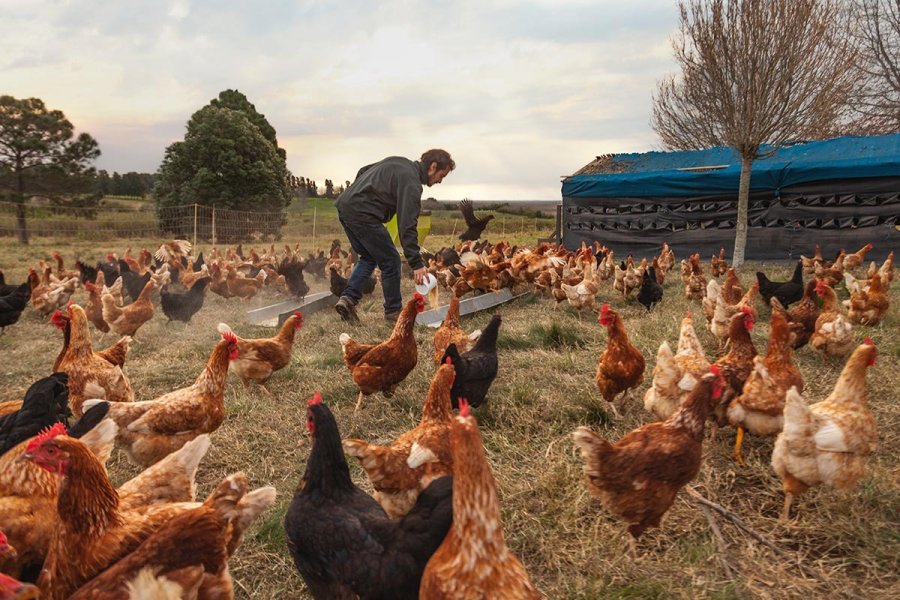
[
  {"xmin": 710, "ymin": 364, "xmax": 721, "ymax": 375},
  {"xmin": 0, "ymin": 530, "xmax": 8, "ymax": 546},
  {"xmin": 601, "ymin": 304, "xmax": 610, "ymax": 314},
  {"xmin": 25, "ymin": 422, "xmax": 68, "ymax": 454},
  {"xmin": 414, "ymin": 292, "xmax": 424, "ymax": 301},
  {"xmin": 445, "ymin": 356, "xmax": 452, "ymax": 365},
  {"xmin": 741, "ymin": 305, "xmax": 752, "ymax": 315},
  {"xmin": 85, "ymin": 281, "xmax": 96, "ymax": 292},
  {"xmin": 685, "ymin": 312, "xmax": 692, "ymax": 319},
  {"xmin": 863, "ymin": 337, "xmax": 874, "ymax": 346},
  {"xmin": 308, "ymin": 391, "xmax": 323, "ymax": 406},
  {"xmin": 458, "ymin": 398, "xmax": 470, "ymax": 417},
  {"xmin": 221, "ymin": 331, "xmax": 237, "ymax": 344}
]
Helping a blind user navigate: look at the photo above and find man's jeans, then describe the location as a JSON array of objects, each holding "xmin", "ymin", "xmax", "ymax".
[{"xmin": 338, "ymin": 217, "xmax": 403, "ymax": 314}]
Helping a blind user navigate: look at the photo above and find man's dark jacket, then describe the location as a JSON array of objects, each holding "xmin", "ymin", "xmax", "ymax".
[{"xmin": 335, "ymin": 156, "xmax": 425, "ymax": 269}]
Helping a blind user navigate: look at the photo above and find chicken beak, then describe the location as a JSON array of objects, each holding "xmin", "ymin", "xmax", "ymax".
[{"xmin": 15, "ymin": 584, "xmax": 40, "ymax": 600}]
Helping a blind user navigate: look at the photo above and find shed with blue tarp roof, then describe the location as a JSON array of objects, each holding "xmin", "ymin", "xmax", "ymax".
[{"xmin": 561, "ymin": 134, "xmax": 899, "ymax": 261}]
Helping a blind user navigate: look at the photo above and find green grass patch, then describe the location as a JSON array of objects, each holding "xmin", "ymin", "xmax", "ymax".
[
  {"xmin": 528, "ymin": 321, "xmax": 586, "ymax": 349},
  {"xmin": 255, "ymin": 503, "xmax": 290, "ymax": 554}
]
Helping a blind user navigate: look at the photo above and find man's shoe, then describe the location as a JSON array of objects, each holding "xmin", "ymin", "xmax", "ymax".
[
  {"xmin": 384, "ymin": 310, "xmax": 401, "ymax": 324},
  {"xmin": 335, "ymin": 296, "xmax": 359, "ymax": 323}
]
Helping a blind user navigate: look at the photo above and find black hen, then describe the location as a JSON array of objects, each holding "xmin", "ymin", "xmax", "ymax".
[
  {"xmin": 118, "ymin": 259, "xmax": 152, "ymax": 303},
  {"xmin": 74, "ymin": 260, "xmax": 98, "ymax": 284},
  {"xmin": 64, "ymin": 400, "xmax": 110, "ymax": 439},
  {"xmin": 284, "ymin": 394, "xmax": 453, "ymax": 600},
  {"xmin": 331, "ymin": 265, "xmax": 376, "ymax": 297},
  {"xmin": 458, "ymin": 200, "xmax": 495, "ymax": 241},
  {"xmin": 0, "ymin": 271, "xmax": 19, "ymax": 295},
  {"xmin": 0, "ymin": 373, "xmax": 71, "ymax": 456},
  {"xmin": 279, "ymin": 258, "xmax": 310, "ymax": 298},
  {"xmin": 160, "ymin": 277, "xmax": 209, "ymax": 323},
  {"xmin": 637, "ymin": 266, "xmax": 664, "ymax": 311},
  {"xmin": 328, "ymin": 265, "xmax": 348, "ymax": 298},
  {"xmin": 756, "ymin": 260, "xmax": 804, "ymax": 308},
  {"xmin": 192, "ymin": 251, "xmax": 205, "ymax": 272},
  {"xmin": 434, "ymin": 247, "xmax": 462, "ymax": 268},
  {"xmin": 305, "ymin": 251, "xmax": 327, "ymax": 280},
  {"xmin": 0, "ymin": 282, "xmax": 30, "ymax": 331},
  {"xmin": 96, "ymin": 257, "xmax": 120, "ymax": 284},
  {"xmin": 441, "ymin": 313, "xmax": 501, "ymax": 409}
]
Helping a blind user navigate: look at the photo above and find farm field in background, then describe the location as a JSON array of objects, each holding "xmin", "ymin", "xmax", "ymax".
[
  {"xmin": 0, "ymin": 196, "xmax": 559, "ymax": 242},
  {"xmin": 0, "ymin": 229, "xmax": 897, "ymax": 599}
]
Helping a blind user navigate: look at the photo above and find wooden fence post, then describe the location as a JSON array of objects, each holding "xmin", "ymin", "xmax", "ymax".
[
  {"xmin": 192, "ymin": 204, "xmax": 198, "ymax": 249},
  {"xmin": 555, "ymin": 204, "xmax": 562, "ymax": 244}
]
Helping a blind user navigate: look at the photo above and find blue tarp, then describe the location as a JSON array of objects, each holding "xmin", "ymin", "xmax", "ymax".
[{"xmin": 563, "ymin": 134, "xmax": 900, "ymax": 198}]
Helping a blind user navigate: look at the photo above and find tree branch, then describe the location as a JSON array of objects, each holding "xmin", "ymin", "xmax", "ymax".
[{"xmin": 684, "ymin": 486, "xmax": 825, "ymax": 582}]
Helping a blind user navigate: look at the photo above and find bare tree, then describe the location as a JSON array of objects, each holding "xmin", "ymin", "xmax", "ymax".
[
  {"xmin": 652, "ymin": 0, "xmax": 858, "ymax": 266},
  {"xmin": 849, "ymin": 0, "xmax": 900, "ymax": 133}
]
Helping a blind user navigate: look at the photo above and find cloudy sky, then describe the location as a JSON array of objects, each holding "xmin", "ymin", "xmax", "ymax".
[{"xmin": 1, "ymin": 0, "xmax": 679, "ymax": 201}]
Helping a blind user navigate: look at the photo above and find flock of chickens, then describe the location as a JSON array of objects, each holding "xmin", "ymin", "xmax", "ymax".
[
  {"xmin": 409, "ymin": 238, "xmax": 892, "ymax": 540},
  {"xmin": 0, "ymin": 232, "xmax": 894, "ymax": 599}
]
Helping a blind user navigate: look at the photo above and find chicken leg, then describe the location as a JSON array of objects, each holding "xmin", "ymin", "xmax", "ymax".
[
  {"xmin": 780, "ymin": 492, "xmax": 794, "ymax": 522},
  {"xmin": 354, "ymin": 391, "xmax": 365, "ymax": 413},
  {"xmin": 733, "ymin": 425, "xmax": 746, "ymax": 466},
  {"xmin": 606, "ymin": 401, "xmax": 621, "ymax": 419}
]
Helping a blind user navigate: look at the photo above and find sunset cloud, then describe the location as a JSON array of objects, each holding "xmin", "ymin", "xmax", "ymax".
[{"xmin": 0, "ymin": 0, "xmax": 678, "ymax": 200}]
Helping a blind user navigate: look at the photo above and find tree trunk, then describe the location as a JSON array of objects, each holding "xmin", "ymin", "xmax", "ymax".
[
  {"xmin": 732, "ymin": 155, "xmax": 753, "ymax": 267},
  {"xmin": 15, "ymin": 165, "xmax": 29, "ymax": 245},
  {"xmin": 14, "ymin": 201, "xmax": 28, "ymax": 245}
]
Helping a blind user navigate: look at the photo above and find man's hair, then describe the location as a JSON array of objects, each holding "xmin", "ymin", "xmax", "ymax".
[{"xmin": 421, "ymin": 149, "xmax": 455, "ymax": 172}]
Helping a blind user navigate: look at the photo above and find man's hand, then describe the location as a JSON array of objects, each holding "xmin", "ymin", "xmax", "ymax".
[{"xmin": 414, "ymin": 267, "xmax": 427, "ymax": 285}]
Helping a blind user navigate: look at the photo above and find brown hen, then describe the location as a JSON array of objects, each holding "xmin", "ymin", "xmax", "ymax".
[
  {"xmin": 575, "ymin": 367, "xmax": 725, "ymax": 543},
  {"xmin": 340, "ymin": 293, "xmax": 426, "ymax": 411},
  {"xmin": 344, "ymin": 362, "xmax": 456, "ymax": 518},
  {"xmin": 419, "ymin": 400, "xmax": 541, "ymax": 599}
]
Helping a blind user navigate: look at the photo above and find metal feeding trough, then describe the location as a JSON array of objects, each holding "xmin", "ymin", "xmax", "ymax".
[
  {"xmin": 416, "ymin": 288, "xmax": 528, "ymax": 329},
  {"xmin": 246, "ymin": 291, "xmax": 338, "ymax": 327}
]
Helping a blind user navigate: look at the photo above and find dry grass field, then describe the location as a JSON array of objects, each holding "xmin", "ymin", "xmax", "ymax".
[{"xmin": 0, "ymin": 232, "xmax": 897, "ymax": 599}]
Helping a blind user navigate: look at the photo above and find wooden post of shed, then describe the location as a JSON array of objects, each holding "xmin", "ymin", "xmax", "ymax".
[{"xmin": 555, "ymin": 204, "xmax": 562, "ymax": 243}]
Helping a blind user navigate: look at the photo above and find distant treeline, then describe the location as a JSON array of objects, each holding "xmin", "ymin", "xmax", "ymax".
[
  {"xmin": 422, "ymin": 198, "xmax": 558, "ymax": 218},
  {"xmin": 95, "ymin": 170, "xmax": 156, "ymax": 197},
  {"xmin": 94, "ymin": 172, "xmax": 340, "ymax": 200},
  {"xmin": 288, "ymin": 176, "xmax": 347, "ymax": 199}
]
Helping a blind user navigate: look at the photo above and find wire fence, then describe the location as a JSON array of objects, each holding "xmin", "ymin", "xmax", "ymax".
[{"xmin": 0, "ymin": 200, "xmax": 558, "ymax": 246}]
